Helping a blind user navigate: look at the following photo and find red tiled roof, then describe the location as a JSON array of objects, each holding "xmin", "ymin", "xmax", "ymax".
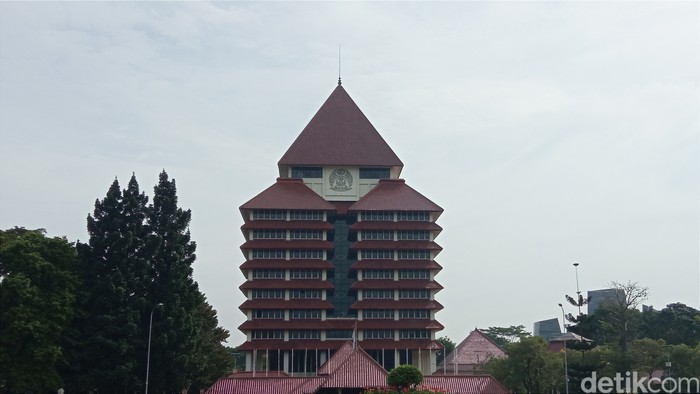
[
  {"xmin": 239, "ymin": 279, "xmax": 333, "ymax": 290},
  {"xmin": 278, "ymin": 85, "xmax": 403, "ymax": 167},
  {"xmin": 237, "ymin": 340, "xmax": 347, "ymax": 351},
  {"xmin": 349, "ymin": 179, "xmax": 442, "ymax": 213},
  {"xmin": 320, "ymin": 342, "xmax": 388, "ymax": 389},
  {"xmin": 240, "ymin": 259, "xmax": 334, "ymax": 270},
  {"xmin": 240, "ymin": 240, "xmax": 334, "ymax": 250},
  {"xmin": 351, "ymin": 279, "xmax": 443, "ymax": 290},
  {"xmin": 239, "ymin": 299, "xmax": 335, "ymax": 310},
  {"xmin": 423, "ymin": 376, "xmax": 510, "ymax": 394},
  {"xmin": 351, "ymin": 299, "xmax": 444, "ymax": 310},
  {"xmin": 441, "ymin": 329, "xmax": 507, "ymax": 367},
  {"xmin": 239, "ymin": 319, "xmax": 352, "ymax": 331},
  {"xmin": 357, "ymin": 339, "xmax": 444, "ymax": 350},
  {"xmin": 352, "ymin": 260, "xmax": 443, "ymax": 270},
  {"xmin": 241, "ymin": 221, "xmax": 334, "ymax": 230},
  {"xmin": 359, "ymin": 319, "xmax": 444, "ymax": 330},
  {"xmin": 351, "ymin": 221, "xmax": 443, "ymax": 231},
  {"xmin": 351, "ymin": 240, "xmax": 443, "ymax": 250},
  {"xmin": 240, "ymin": 178, "xmax": 336, "ymax": 211}
]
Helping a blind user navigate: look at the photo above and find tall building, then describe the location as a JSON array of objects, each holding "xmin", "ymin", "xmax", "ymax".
[{"xmin": 237, "ymin": 82, "xmax": 444, "ymax": 375}]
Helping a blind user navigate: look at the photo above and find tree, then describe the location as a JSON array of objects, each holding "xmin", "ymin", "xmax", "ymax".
[
  {"xmin": 481, "ymin": 325, "xmax": 530, "ymax": 348},
  {"xmin": 485, "ymin": 336, "xmax": 562, "ymax": 393},
  {"xmin": 435, "ymin": 336, "xmax": 456, "ymax": 364},
  {"xmin": 387, "ymin": 364, "xmax": 423, "ymax": 389},
  {"xmin": 146, "ymin": 170, "xmax": 231, "ymax": 392},
  {"xmin": 601, "ymin": 281, "xmax": 648, "ymax": 368},
  {"xmin": 0, "ymin": 228, "xmax": 79, "ymax": 392},
  {"xmin": 642, "ymin": 303, "xmax": 700, "ymax": 347},
  {"xmin": 62, "ymin": 176, "xmax": 152, "ymax": 392}
]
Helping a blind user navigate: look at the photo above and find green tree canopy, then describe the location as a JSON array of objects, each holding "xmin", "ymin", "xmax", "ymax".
[
  {"xmin": 387, "ymin": 364, "xmax": 423, "ymax": 389},
  {"xmin": 486, "ymin": 336, "xmax": 563, "ymax": 393},
  {"xmin": 435, "ymin": 336, "xmax": 456, "ymax": 364},
  {"xmin": 0, "ymin": 228, "xmax": 79, "ymax": 392},
  {"xmin": 481, "ymin": 325, "xmax": 530, "ymax": 348}
]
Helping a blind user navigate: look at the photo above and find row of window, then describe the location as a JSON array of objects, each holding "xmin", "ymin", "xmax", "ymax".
[
  {"xmin": 252, "ymin": 210, "xmax": 324, "ymax": 221},
  {"xmin": 252, "ymin": 289, "xmax": 430, "ymax": 299},
  {"xmin": 251, "ymin": 210, "xmax": 430, "ymax": 222},
  {"xmin": 362, "ymin": 269, "xmax": 430, "ymax": 279},
  {"xmin": 252, "ymin": 289, "xmax": 323, "ymax": 299},
  {"xmin": 361, "ymin": 230, "xmax": 431, "ymax": 240},
  {"xmin": 362, "ymin": 289, "xmax": 431, "ymax": 299},
  {"xmin": 251, "ymin": 249, "xmax": 325, "ymax": 259},
  {"xmin": 361, "ymin": 211, "xmax": 430, "ymax": 222},
  {"xmin": 251, "ymin": 329, "xmax": 431, "ymax": 340},
  {"xmin": 251, "ymin": 309, "xmax": 430, "ymax": 320},
  {"xmin": 252, "ymin": 269, "xmax": 322, "ymax": 279},
  {"xmin": 360, "ymin": 250, "xmax": 431, "ymax": 260},
  {"xmin": 290, "ymin": 167, "xmax": 390, "ymax": 180},
  {"xmin": 252, "ymin": 229, "xmax": 324, "ymax": 240}
]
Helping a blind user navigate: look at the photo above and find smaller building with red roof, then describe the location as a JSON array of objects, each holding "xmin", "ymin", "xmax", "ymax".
[{"xmin": 438, "ymin": 329, "xmax": 507, "ymax": 375}]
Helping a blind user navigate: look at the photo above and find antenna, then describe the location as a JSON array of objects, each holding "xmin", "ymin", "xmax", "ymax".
[{"xmin": 338, "ymin": 44, "xmax": 342, "ymax": 85}]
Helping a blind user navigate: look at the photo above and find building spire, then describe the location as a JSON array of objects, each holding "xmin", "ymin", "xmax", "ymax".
[{"xmin": 338, "ymin": 44, "xmax": 342, "ymax": 85}]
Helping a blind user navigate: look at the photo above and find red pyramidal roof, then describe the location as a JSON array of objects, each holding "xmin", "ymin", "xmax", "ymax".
[
  {"xmin": 240, "ymin": 178, "xmax": 336, "ymax": 211},
  {"xmin": 278, "ymin": 84, "xmax": 403, "ymax": 167},
  {"xmin": 349, "ymin": 179, "xmax": 443, "ymax": 212}
]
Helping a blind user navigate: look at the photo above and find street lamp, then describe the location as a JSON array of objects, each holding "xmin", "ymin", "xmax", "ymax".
[
  {"xmin": 573, "ymin": 262, "xmax": 581, "ymax": 315},
  {"xmin": 558, "ymin": 303, "xmax": 570, "ymax": 394},
  {"xmin": 146, "ymin": 303, "xmax": 163, "ymax": 394}
]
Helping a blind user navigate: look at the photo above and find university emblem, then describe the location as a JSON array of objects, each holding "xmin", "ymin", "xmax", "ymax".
[{"xmin": 329, "ymin": 168, "xmax": 353, "ymax": 192}]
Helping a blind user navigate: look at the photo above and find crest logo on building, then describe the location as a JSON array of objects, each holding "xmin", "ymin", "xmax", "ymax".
[{"xmin": 329, "ymin": 168, "xmax": 353, "ymax": 192}]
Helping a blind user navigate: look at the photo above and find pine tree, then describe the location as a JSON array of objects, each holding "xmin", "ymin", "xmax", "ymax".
[
  {"xmin": 146, "ymin": 170, "xmax": 201, "ymax": 392},
  {"xmin": 63, "ymin": 176, "xmax": 151, "ymax": 392}
]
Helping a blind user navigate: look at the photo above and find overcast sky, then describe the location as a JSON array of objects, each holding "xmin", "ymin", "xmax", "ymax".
[{"xmin": 1, "ymin": 2, "xmax": 698, "ymax": 346}]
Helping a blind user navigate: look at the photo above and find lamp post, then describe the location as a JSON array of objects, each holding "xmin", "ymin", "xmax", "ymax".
[
  {"xmin": 558, "ymin": 303, "xmax": 570, "ymax": 394},
  {"xmin": 573, "ymin": 262, "xmax": 581, "ymax": 315},
  {"xmin": 146, "ymin": 303, "xmax": 163, "ymax": 394}
]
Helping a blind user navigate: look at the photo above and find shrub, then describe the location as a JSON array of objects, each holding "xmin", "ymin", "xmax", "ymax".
[{"xmin": 387, "ymin": 364, "xmax": 423, "ymax": 389}]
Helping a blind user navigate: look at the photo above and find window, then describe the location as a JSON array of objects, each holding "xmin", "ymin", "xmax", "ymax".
[
  {"xmin": 290, "ymin": 210, "xmax": 324, "ymax": 220},
  {"xmin": 251, "ymin": 249, "xmax": 286, "ymax": 259},
  {"xmin": 253, "ymin": 309, "xmax": 284, "ymax": 319},
  {"xmin": 396, "ymin": 211, "xmax": 429, "ymax": 221},
  {"xmin": 398, "ymin": 270, "xmax": 430, "ymax": 279},
  {"xmin": 363, "ymin": 289, "xmax": 394, "ymax": 299},
  {"xmin": 361, "ymin": 211, "xmax": 394, "ymax": 221},
  {"xmin": 252, "ymin": 229, "xmax": 286, "ymax": 239},
  {"xmin": 364, "ymin": 329, "xmax": 394, "ymax": 339},
  {"xmin": 326, "ymin": 330, "xmax": 353, "ymax": 339},
  {"xmin": 252, "ymin": 330, "xmax": 284, "ymax": 339},
  {"xmin": 399, "ymin": 289, "xmax": 430, "ymax": 299},
  {"xmin": 363, "ymin": 269, "xmax": 394, "ymax": 279},
  {"xmin": 364, "ymin": 309, "xmax": 394, "ymax": 319},
  {"xmin": 290, "ymin": 250, "xmax": 324, "ymax": 259},
  {"xmin": 359, "ymin": 168, "xmax": 390, "ymax": 179},
  {"xmin": 291, "ymin": 167, "xmax": 322, "ymax": 178},
  {"xmin": 252, "ymin": 269, "xmax": 285, "ymax": 279},
  {"xmin": 290, "ymin": 269, "xmax": 322, "ymax": 279},
  {"xmin": 252, "ymin": 289, "xmax": 284, "ymax": 299},
  {"xmin": 400, "ymin": 329, "xmax": 430, "ymax": 339},
  {"xmin": 289, "ymin": 330, "xmax": 320, "ymax": 339},
  {"xmin": 361, "ymin": 250, "xmax": 394, "ymax": 260},
  {"xmin": 399, "ymin": 309, "xmax": 429, "ymax": 319},
  {"xmin": 398, "ymin": 250, "xmax": 430, "ymax": 260},
  {"xmin": 362, "ymin": 230, "xmax": 393, "ymax": 240},
  {"xmin": 397, "ymin": 231, "xmax": 430, "ymax": 240},
  {"xmin": 252, "ymin": 210, "xmax": 286, "ymax": 220},
  {"xmin": 290, "ymin": 289, "xmax": 321, "ymax": 299},
  {"xmin": 290, "ymin": 309, "xmax": 321, "ymax": 319},
  {"xmin": 290, "ymin": 230, "xmax": 323, "ymax": 239}
]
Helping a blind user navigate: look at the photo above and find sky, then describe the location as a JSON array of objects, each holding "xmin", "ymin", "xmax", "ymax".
[{"xmin": 1, "ymin": 2, "xmax": 698, "ymax": 347}]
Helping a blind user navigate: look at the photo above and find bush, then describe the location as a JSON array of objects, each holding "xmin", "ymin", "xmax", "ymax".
[{"xmin": 387, "ymin": 364, "xmax": 423, "ymax": 389}]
